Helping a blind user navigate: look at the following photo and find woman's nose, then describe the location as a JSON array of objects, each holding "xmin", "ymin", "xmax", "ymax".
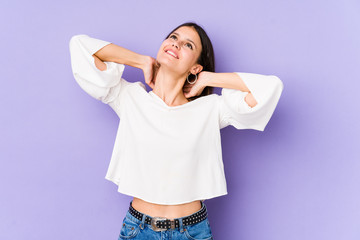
[{"xmin": 172, "ymin": 42, "xmax": 179, "ymax": 49}]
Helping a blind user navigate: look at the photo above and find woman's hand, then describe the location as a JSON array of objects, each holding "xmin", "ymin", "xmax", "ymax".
[
  {"xmin": 183, "ymin": 71, "xmax": 212, "ymax": 98},
  {"xmin": 142, "ymin": 56, "xmax": 160, "ymax": 89}
]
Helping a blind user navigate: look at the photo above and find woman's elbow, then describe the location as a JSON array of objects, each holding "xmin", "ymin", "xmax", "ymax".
[
  {"xmin": 93, "ymin": 54, "xmax": 107, "ymax": 71},
  {"xmin": 245, "ymin": 92, "xmax": 258, "ymax": 108}
]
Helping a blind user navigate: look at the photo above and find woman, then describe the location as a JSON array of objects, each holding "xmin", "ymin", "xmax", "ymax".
[{"xmin": 69, "ymin": 22, "xmax": 283, "ymax": 239}]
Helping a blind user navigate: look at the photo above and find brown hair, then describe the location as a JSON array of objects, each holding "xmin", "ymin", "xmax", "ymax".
[{"xmin": 165, "ymin": 22, "xmax": 215, "ymax": 101}]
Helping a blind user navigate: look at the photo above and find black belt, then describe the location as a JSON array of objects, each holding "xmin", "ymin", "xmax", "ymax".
[{"xmin": 128, "ymin": 200, "xmax": 208, "ymax": 231}]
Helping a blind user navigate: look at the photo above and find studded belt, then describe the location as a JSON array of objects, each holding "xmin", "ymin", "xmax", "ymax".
[{"xmin": 128, "ymin": 200, "xmax": 208, "ymax": 232}]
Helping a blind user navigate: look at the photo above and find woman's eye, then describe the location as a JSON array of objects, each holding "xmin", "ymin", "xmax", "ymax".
[
  {"xmin": 186, "ymin": 43, "xmax": 193, "ymax": 49},
  {"xmin": 170, "ymin": 35, "xmax": 177, "ymax": 40}
]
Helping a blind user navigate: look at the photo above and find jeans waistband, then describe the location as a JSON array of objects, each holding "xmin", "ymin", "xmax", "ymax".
[{"xmin": 126, "ymin": 200, "xmax": 208, "ymax": 230}]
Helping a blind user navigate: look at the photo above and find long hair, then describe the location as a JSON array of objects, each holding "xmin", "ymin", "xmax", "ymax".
[{"xmin": 165, "ymin": 22, "xmax": 215, "ymax": 101}]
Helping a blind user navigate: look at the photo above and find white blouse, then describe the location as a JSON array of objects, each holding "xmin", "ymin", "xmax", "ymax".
[{"xmin": 69, "ymin": 34, "xmax": 284, "ymax": 205}]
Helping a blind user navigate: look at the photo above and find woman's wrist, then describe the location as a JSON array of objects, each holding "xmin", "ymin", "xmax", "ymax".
[
  {"xmin": 198, "ymin": 71, "xmax": 216, "ymax": 87},
  {"xmin": 118, "ymin": 51, "xmax": 150, "ymax": 70},
  {"xmin": 202, "ymin": 72, "xmax": 226, "ymax": 88},
  {"xmin": 139, "ymin": 55, "xmax": 153, "ymax": 71}
]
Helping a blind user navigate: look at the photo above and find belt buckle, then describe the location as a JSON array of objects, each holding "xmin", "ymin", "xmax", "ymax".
[{"xmin": 151, "ymin": 217, "xmax": 169, "ymax": 232}]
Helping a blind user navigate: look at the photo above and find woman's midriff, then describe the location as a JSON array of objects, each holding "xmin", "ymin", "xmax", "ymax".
[{"xmin": 131, "ymin": 197, "xmax": 202, "ymax": 219}]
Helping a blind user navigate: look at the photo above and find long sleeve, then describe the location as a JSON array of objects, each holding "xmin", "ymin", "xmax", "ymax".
[
  {"xmin": 218, "ymin": 72, "xmax": 284, "ymax": 131},
  {"xmin": 69, "ymin": 34, "xmax": 131, "ymax": 115}
]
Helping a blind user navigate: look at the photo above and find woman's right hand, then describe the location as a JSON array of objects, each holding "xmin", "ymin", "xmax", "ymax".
[
  {"xmin": 142, "ymin": 56, "xmax": 160, "ymax": 89},
  {"xmin": 90, "ymin": 41, "xmax": 160, "ymax": 88}
]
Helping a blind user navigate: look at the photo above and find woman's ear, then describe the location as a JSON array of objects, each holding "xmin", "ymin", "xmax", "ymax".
[{"xmin": 191, "ymin": 64, "xmax": 203, "ymax": 75}]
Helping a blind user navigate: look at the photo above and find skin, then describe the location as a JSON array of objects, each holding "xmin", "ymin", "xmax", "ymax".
[
  {"xmin": 135, "ymin": 27, "xmax": 257, "ymax": 218},
  {"xmin": 92, "ymin": 26, "xmax": 258, "ymax": 219},
  {"xmin": 148, "ymin": 26, "xmax": 204, "ymax": 107},
  {"xmin": 133, "ymin": 27, "xmax": 205, "ymax": 218},
  {"xmin": 142, "ymin": 26, "xmax": 257, "ymax": 108}
]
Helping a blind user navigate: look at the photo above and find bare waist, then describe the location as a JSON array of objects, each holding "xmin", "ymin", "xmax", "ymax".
[{"xmin": 131, "ymin": 197, "xmax": 203, "ymax": 219}]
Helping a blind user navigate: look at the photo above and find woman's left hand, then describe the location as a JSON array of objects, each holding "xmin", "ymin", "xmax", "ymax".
[{"xmin": 183, "ymin": 71, "xmax": 212, "ymax": 98}]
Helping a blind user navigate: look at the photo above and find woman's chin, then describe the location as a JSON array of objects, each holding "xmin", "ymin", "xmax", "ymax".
[
  {"xmin": 156, "ymin": 59, "xmax": 176, "ymax": 70},
  {"xmin": 156, "ymin": 56, "xmax": 188, "ymax": 74}
]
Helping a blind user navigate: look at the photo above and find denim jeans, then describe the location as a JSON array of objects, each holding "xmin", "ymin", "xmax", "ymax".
[{"xmin": 118, "ymin": 201, "xmax": 214, "ymax": 240}]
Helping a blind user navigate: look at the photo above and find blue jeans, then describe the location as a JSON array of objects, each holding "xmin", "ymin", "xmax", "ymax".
[{"xmin": 118, "ymin": 202, "xmax": 214, "ymax": 240}]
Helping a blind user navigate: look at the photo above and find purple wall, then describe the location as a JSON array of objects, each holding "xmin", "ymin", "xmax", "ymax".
[{"xmin": 1, "ymin": 0, "xmax": 359, "ymax": 239}]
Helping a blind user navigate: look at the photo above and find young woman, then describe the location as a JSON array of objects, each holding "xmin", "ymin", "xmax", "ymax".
[{"xmin": 69, "ymin": 22, "xmax": 283, "ymax": 240}]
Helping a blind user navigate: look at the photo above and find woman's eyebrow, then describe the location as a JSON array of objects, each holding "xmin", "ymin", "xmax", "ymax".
[{"xmin": 172, "ymin": 32, "xmax": 197, "ymax": 48}]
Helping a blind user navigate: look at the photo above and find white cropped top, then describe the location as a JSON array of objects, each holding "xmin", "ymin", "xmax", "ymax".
[{"xmin": 69, "ymin": 34, "xmax": 284, "ymax": 205}]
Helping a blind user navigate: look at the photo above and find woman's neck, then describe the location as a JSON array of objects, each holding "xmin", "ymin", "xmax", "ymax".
[{"xmin": 152, "ymin": 67, "xmax": 189, "ymax": 107}]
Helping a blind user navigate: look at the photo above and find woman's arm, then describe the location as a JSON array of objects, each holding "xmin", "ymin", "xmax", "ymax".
[
  {"xmin": 93, "ymin": 43, "xmax": 147, "ymax": 70},
  {"xmin": 184, "ymin": 72, "xmax": 258, "ymax": 107},
  {"xmin": 203, "ymin": 72, "xmax": 258, "ymax": 108},
  {"xmin": 93, "ymin": 43, "xmax": 159, "ymax": 89}
]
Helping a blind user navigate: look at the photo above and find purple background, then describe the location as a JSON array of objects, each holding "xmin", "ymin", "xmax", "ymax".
[{"xmin": 1, "ymin": 0, "xmax": 359, "ymax": 239}]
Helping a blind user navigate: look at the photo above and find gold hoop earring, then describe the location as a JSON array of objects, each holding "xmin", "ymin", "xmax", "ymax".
[{"xmin": 186, "ymin": 73, "xmax": 197, "ymax": 84}]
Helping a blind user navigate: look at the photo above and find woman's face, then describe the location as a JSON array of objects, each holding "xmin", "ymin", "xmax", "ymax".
[{"xmin": 156, "ymin": 26, "xmax": 203, "ymax": 75}]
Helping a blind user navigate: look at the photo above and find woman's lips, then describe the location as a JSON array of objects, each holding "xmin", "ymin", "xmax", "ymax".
[{"xmin": 165, "ymin": 49, "xmax": 179, "ymax": 59}]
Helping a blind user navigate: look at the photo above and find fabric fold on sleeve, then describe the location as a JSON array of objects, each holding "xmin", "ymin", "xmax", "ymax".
[
  {"xmin": 69, "ymin": 34, "xmax": 127, "ymax": 104},
  {"xmin": 219, "ymin": 72, "xmax": 284, "ymax": 131}
]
